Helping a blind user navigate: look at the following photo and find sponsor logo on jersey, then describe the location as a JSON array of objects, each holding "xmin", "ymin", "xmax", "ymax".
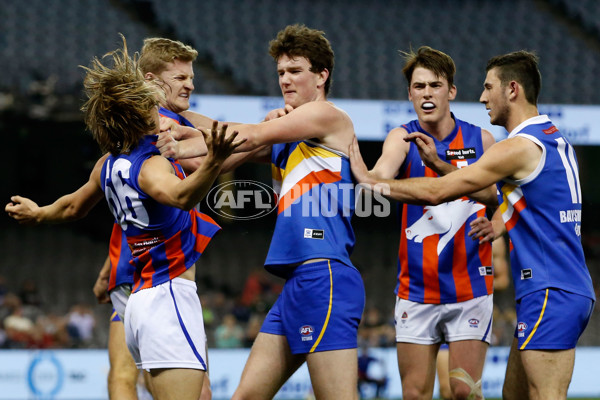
[
  {"xmin": 304, "ymin": 228, "xmax": 324, "ymax": 239},
  {"xmin": 542, "ymin": 126, "xmax": 558, "ymax": 135},
  {"xmin": 468, "ymin": 318, "xmax": 480, "ymax": 328},
  {"xmin": 445, "ymin": 147, "xmax": 476, "ymax": 160},
  {"xmin": 479, "ymin": 266, "xmax": 493, "ymax": 276},
  {"xmin": 299, "ymin": 325, "xmax": 314, "ymax": 341},
  {"xmin": 520, "ymin": 269, "xmax": 533, "ymax": 280},
  {"xmin": 517, "ymin": 322, "xmax": 528, "ymax": 337}
]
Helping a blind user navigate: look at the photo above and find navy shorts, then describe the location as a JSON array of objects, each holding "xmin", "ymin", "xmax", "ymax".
[
  {"xmin": 515, "ymin": 288, "xmax": 594, "ymax": 350},
  {"xmin": 261, "ymin": 260, "xmax": 365, "ymax": 354}
]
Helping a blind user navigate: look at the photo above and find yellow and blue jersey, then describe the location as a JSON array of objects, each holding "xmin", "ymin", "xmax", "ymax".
[{"xmin": 265, "ymin": 140, "xmax": 355, "ymax": 269}]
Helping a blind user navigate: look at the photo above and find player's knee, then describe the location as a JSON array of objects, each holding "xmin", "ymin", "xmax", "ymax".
[
  {"xmin": 108, "ymin": 367, "xmax": 138, "ymax": 389},
  {"xmin": 399, "ymin": 386, "xmax": 428, "ymax": 400},
  {"xmin": 449, "ymin": 368, "xmax": 482, "ymax": 400}
]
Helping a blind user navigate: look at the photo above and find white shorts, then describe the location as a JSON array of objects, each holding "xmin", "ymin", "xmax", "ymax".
[
  {"xmin": 124, "ymin": 278, "xmax": 207, "ymax": 371},
  {"xmin": 394, "ymin": 294, "xmax": 493, "ymax": 344},
  {"xmin": 109, "ymin": 283, "xmax": 131, "ymax": 321}
]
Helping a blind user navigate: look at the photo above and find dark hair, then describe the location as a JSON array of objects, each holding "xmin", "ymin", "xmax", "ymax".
[
  {"xmin": 401, "ymin": 46, "xmax": 456, "ymax": 88},
  {"xmin": 269, "ymin": 24, "xmax": 335, "ymax": 95},
  {"xmin": 486, "ymin": 50, "xmax": 541, "ymax": 105}
]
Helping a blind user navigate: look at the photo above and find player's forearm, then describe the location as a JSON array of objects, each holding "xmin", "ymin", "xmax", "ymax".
[
  {"xmin": 362, "ymin": 176, "xmax": 446, "ymax": 206},
  {"xmin": 39, "ymin": 194, "xmax": 96, "ymax": 223},
  {"xmin": 171, "ymin": 161, "xmax": 224, "ymax": 210},
  {"xmin": 178, "ymin": 137, "xmax": 209, "ymax": 159}
]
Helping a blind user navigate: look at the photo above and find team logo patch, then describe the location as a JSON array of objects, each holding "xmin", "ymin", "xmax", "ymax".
[
  {"xmin": 520, "ymin": 269, "xmax": 533, "ymax": 280},
  {"xmin": 445, "ymin": 148, "xmax": 476, "ymax": 160},
  {"xmin": 479, "ymin": 266, "xmax": 493, "ymax": 276},
  {"xmin": 517, "ymin": 322, "xmax": 528, "ymax": 337},
  {"xmin": 304, "ymin": 228, "xmax": 324, "ymax": 239},
  {"xmin": 299, "ymin": 325, "xmax": 314, "ymax": 341},
  {"xmin": 468, "ymin": 318, "xmax": 480, "ymax": 328}
]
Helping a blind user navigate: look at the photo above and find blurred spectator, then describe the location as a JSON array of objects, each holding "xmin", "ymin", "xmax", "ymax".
[
  {"xmin": 3, "ymin": 293, "xmax": 35, "ymax": 348},
  {"xmin": 66, "ymin": 303, "xmax": 96, "ymax": 348},
  {"xmin": 358, "ymin": 343, "xmax": 388, "ymax": 399},
  {"xmin": 359, "ymin": 306, "xmax": 396, "ymax": 347},
  {"xmin": 18, "ymin": 278, "xmax": 42, "ymax": 307},
  {"xmin": 215, "ymin": 313, "xmax": 244, "ymax": 348}
]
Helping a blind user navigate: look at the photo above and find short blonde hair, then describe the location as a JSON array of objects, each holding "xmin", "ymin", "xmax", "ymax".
[
  {"xmin": 81, "ymin": 34, "xmax": 164, "ymax": 155},
  {"xmin": 139, "ymin": 37, "xmax": 198, "ymax": 75}
]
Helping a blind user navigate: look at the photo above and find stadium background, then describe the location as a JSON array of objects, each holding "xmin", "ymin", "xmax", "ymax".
[{"xmin": 1, "ymin": 0, "xmax": 600, "ymax": 398}]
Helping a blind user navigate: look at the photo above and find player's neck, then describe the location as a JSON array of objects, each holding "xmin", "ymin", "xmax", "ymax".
[{"xmin": 419, "ymin": 114, "xmax": 456, "ymax": 141}]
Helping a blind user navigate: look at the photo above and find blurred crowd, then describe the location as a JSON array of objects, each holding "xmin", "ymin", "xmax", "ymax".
[{"xmin": 3, "ymin": 239, "xmax": 600, "ymax": 351}]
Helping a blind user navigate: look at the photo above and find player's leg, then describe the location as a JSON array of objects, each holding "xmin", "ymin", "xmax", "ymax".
[
  {"xmin": 504, "ymin": 288, "xmax": 593, "ymax": 400},
  {"xmin": 394, "ymin": 297, "xmax": 443, "ymax": 400},
  {"xmin": 397, "ymin": 342, "xmax": 439, "ymax": 400},
  {"xmin": 306, "ymin": 348, "xmax": 359, "ymax": 400},
  {"xmin": 435, "ymin": 344, "xmax": 451, "ymax": 400},
  {"xmin": 298, "ymin": 261, "xmax": 364, "ymax": 400},
  {"xmin": 107, "ymin": 314, "xmax": 139, "ymax": 400},
  {"xmin": 503, "ymin": 340, "xmax": 575, "ymax": 400},
  {"xmin": 502, "ymin": 338, "xmax": 530, "ymax": 400},
  {"xmin": 441, "ymin": 294, "xmax": 492, "ymax": 400},
  {"xmin": 231, "ymin": 332, "xmax": 305, "ymax": 400},
  {"xmin": 150, "ymin": 368, "xmax": 204, "ymax": 400},
  {"xmin": 447, "ymin": 340, "xmax": 488, "ymax": 400}
]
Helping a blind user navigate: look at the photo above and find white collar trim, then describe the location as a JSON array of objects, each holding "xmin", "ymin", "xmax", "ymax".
[{"xmin": 508, "ymin": 115, "xmax": 551, "ymax": 138}]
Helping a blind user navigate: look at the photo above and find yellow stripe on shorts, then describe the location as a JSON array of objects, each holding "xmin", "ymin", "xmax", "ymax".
[
  {"xmin": 520, "ymin": 289, "xmax": 549, "ymax": 350},
  {"xmin": 310, "ymin": 260, "xmax": 333, "ymax": 353}
]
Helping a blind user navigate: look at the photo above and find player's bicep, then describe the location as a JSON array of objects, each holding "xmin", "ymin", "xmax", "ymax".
[{"xmin": 137, "ymin": 156, "xmax": 181, "ymax": 206}]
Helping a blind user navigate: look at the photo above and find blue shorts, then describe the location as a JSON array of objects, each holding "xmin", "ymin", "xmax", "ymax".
[
  {"xmin": 514, "ymin": 288, "xmax": 594, "ymax": 350},
  {"xmin": 261, "ymin": 260, "xmax": 365, "ymax": 354},
  {"xmin": 110, "ymin": 308, "xmax": 121, "ymax": 322}
]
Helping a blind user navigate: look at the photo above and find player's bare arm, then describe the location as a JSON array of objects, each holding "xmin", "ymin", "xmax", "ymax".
[
  {"xmin": 350, "ymin": 135, "xmax": 539, "ymax": 205},
  {"xmin": 226, "ymin": 100, "xmax": 354, "ymax": 154},
  {"xmin": 5, "ymin": 154, "xmax": 107, "ymax": 225},
  {"xmin": 93, "ymin": 256, "xmax": 112, "ymax": 304},
  {"xmin": 139, "ymin": 125, "xmax": 244, "ymax": 210},
  {"xmin": 369, "ymin": 127, "xmax": 410, "ymax": 180}
]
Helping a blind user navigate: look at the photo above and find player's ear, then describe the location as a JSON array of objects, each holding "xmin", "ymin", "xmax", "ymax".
[
  {"xmin": 448, "ymin": 84, "xmax": 457, "ymax": 101},
  {"xmin": 144, "ymin": 72, "xmax": 156, "ymax": 81},
  {"xmin": 317, "ymin": 68, "xmax": 329, "ymax": 90}
]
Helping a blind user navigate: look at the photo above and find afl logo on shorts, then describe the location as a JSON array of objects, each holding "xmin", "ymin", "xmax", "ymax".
[
  {"xmin": 299, "ymin": 325, "xmax": 314, "ymax": 341},
  {"xmin": 517, "ymin": 322, "xmax": 528, "ymax": 337},
  {"xmin": 468, "ymin": 318, "xmax": 480, "ymax": 328}
]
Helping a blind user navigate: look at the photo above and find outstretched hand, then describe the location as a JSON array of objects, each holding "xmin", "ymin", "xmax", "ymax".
[
  {"xmin": 5, "ymin": 196, "xmax": 40, "ymax": 225},
  {"xmin": 202, "ymin": 120, "xmax": 247, "ymax": 163},
  {"xmin": 404, "ymin": 132, "xmax": 441, "ymax": 170}
]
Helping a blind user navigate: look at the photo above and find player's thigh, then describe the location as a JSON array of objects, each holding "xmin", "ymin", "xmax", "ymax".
[
  {"xmin": 232, "ymin": 332, "xmax": 305, "ymax": 400},
  {"xmin": 396, "ymin": 342, "xmax": 439, "ymax": 396},
  {"xmin": 150, "ymin": 368, "xmax": 204, "ymax": 400},
  {"xmin": 502, "ymin": 338, "xmax": 529, "ymax": 400},
  {"xmin": 306, "ymin": 348, "xmax": 358, "ymax": 400},
  {"xmin": 521, "ymin": 347, "xmax": 575, "ymax": 399},
  {"xmin": 108, "ymin": 319, "xmax": 138, "ymax": 381},
  {"xmin": 447, "ymin": 339, "xmax": 488, "ymax": 379}
]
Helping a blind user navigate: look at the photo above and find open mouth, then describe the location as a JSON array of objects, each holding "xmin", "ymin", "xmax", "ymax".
[{"xmin": 422, "ymin": 102, "xmax": 435, "ymax": 111}]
